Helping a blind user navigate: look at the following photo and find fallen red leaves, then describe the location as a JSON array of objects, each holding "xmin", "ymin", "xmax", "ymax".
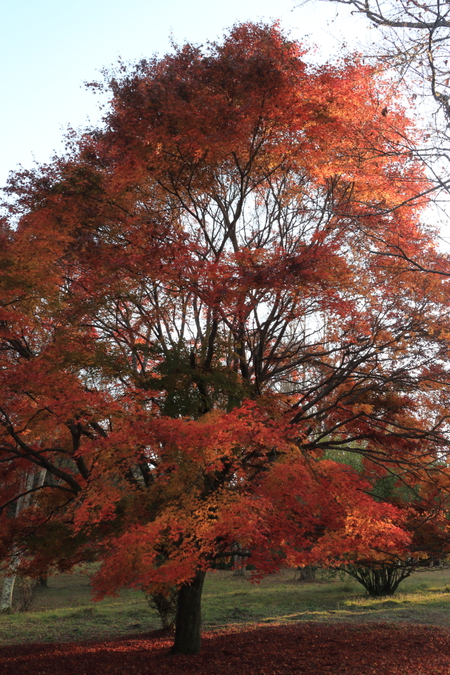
[{"xmin": 1, "ymin": 623, "xmax": 450, "ymax": 675}]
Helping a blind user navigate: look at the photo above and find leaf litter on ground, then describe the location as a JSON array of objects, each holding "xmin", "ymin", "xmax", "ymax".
[{"xmin": 1, "ymin": 622, "xmax": 450, "ymax": 675}]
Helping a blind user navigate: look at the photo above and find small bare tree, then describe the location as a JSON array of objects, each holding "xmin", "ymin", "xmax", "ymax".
[{"xmin": 146, "ymin": 588, "xmax": 178, "ymax": 630}]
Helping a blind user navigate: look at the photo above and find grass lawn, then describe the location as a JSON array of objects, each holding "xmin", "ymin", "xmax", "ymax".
[
  {"xmin": 3, "ymin": 568, "xmax": 450, "ymax": 674},
  {"xmin": 2, "ymin": 565, "xmax": 450, "ymax": 645}
]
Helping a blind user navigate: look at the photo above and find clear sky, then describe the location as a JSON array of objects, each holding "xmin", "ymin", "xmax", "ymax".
[{"xmin": 1, "ymin": 0, "xmax": 370, "ymax": 188}]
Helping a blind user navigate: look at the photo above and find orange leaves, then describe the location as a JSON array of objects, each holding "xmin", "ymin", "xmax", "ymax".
[
  {"xmin": 94, "ymin": 20, "xmax": 424, "ymax": 239},
  {"xmin": 3, "ymin": 23, "xmax": 450, "ymax": 654},
  {"xmin": 251, "ymin": 457, "xmax": 410, "ymax": 570}
]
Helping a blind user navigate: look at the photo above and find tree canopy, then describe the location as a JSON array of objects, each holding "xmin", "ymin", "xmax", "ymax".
[{"xmin": 2, "ymin": 22, "xmax": 450, "ymax": 654}]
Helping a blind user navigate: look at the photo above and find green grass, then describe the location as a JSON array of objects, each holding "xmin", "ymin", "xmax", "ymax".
[
  {"xmin": 2, "ymin": 566, "xmax": 450, "ymax": 645},
  {"xmin": 204, "ymin": 568, "xmax": 450, "ymax": 627}
]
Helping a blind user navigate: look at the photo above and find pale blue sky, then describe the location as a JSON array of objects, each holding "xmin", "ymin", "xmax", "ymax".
[{"xmin": 1, "ymin": 0, "xmax": 369, "ymax": 187}]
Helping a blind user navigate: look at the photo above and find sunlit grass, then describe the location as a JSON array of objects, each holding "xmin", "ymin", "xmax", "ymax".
[{"xmin": 2, "ymin": 566, "xmax": 450, "ymax": 645}]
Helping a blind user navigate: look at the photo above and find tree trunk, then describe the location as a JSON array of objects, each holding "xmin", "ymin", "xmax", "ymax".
[
  {"xmin": 295, "ymin": 565, "xmax": 317, "ymax": 581},
  {"xmin": 0, "ymin": 574, "xmax": 17, "ymax": 613},
  {"xmin": 345, "ymin": 564, "xmax": 411, "ymax": 596},
  {"xmin": 1, "ymin": 470, "xmax": 46, "ymax": 613},
  {"xmin": 171, "ymin": 570, "xmax": 206, "ymax": 655}
]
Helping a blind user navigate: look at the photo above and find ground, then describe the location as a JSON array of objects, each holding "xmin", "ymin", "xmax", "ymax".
[
  {"xmin": 2, "ymin": 567, "xmax": 450, "ymax": 673},
  {"xmin": 2, "ymin": 623, "xmax": 450, "ymax": 674}
]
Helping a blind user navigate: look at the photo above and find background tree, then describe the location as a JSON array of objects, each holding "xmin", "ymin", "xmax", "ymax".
[
  {"xmin": 306, "ymin": 0, "xmax": 450, "ymax": 120},
  {"xmin": 305, "ymin": 0, "xmax": 450, "ymax": 262},
  {"xmin": 327, "ymin": 452, "xmax": 450, "ymax": 595},
  {"xmin": 2, "ymin": 22, "xmax": 450, "ymax": 654}
]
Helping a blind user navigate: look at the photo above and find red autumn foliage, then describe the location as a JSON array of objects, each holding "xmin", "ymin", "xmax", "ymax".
[
  {"xmin": 2, "ymin": 21, "xmax": 450, "ymax": 653},
  {"xmin": 2, "ymin": 623, "xmax": 450, "ymax": 675}
]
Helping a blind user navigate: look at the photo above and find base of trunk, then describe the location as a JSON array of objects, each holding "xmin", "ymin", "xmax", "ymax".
[{"xmin": 170, "ymin": 570, "xmax": 206, "ymax": 655}]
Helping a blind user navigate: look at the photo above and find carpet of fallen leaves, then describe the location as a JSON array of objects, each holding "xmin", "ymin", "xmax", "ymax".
[{"xmin": 2, "ymin": 623, "xmax": 450, "ymax": 675}]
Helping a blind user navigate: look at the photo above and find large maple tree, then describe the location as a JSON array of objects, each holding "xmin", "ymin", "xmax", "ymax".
[{"xmin": 2, "ymin": 22, "xmax": 450, "ymax": 654}]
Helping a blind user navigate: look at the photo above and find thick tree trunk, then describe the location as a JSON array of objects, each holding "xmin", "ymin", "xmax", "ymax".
[{"xmin": 170, "ymin": 570, "xmax": 206, "ymax": 655}]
